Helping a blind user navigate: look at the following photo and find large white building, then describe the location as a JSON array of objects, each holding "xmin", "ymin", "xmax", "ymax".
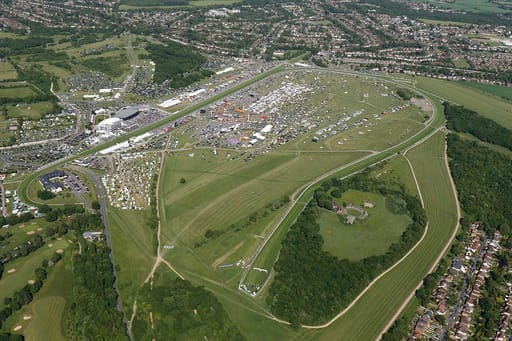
[{"xmin": 95, "ymin": 117, "xmax": 122, "ymax": 135}]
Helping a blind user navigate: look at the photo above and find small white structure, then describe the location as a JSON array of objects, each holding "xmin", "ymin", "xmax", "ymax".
[
  {"xmin": 260, "ymin": 124, "xmax": 273, "ymax": 133},
  {"xmin": 159, "ymin": 98, "xmax": 182, "ymax": 108},
  {"xmin": 215, "ymin": 67, "xmax": 234, "ymax": 75}
]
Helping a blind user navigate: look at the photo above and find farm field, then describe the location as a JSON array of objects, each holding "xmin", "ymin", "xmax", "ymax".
[
  {"xmin": 119, "ymin": 0, "xmax": 241, "ymax": 9},
  {"xmin": 5, "ymin": 101, "xmax": 60, "ymax": 120},
  {"xmin": 419, "ymin": 18, "xmax": 470, "ymax": 26},
  {"xmin": 0, "ymin": 61, "xmax": 18, "ymax": 81},
  {"xmin": 0, "ymin": 86, "xmax": 37, "ymax": 98},
  {"xmin": 412, "ymin": 76, "xmax": 512, "ymax": 129},
  {"xmin": 458, "ymin": 81, "xmax": 512, "ymax": 101},
  {"xmin": 300, "ymin": 131, "xmax": 458, "ymax": 340},
  {"xmin": 319, "ymin": 189, "xmax": 413, "ymax": 261},
  {"xmin": 108, "ymin": 207, "xmax": 155, "ymax": 314},
  {"xmin": 404, "ymin": 0, "xmax": 509, "ymax": 13}
]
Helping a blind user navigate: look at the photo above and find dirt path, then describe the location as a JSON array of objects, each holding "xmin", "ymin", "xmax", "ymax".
[{"xmin": 144, "ymin": 151, "xmax": 184, "ymax": 285}]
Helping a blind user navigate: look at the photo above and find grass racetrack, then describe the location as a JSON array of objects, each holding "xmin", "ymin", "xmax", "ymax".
[
  {"xmin": 299, "ymin": 131, "xmax": 458, "ymax": 340},
  {"xmin": 108, "ymin": 208, "xmax": 155, "ymax": 315},
  {"xmin": 413, "ymin": 77, "xmax": 512, "ymax": 129}
]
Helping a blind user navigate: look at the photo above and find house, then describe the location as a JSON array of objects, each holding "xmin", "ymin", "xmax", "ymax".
[{"xmin": 83, "ymin": 231, "xmax": 102, "ymax": 242}]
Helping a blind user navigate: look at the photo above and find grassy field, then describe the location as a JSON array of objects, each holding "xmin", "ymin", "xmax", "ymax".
[
  {"xmin": 160, "ymin": 150, "xmax": 367, "ymax": 286},
  {"xmin": 405, "ymin": 0, "xmax": 509, "ymax": 13},
  {"xmin": 7, "ymin": 248, "xmax": 74, "ymax": 340},
  {"xmin": 299, "ymin": 131, "xmax": 457, "ymax": 340},
  {"xmin": 0, "ymin": 61, "xmax": 18, "ymax": 81},
  {"xmin": 453, "ymin": 58, "xmax": 470, "ymax": 68},
  {"xmin": 119, "ymin": 0, "xmax": 241, "ymax": 9},
  {"xmin": 369, "ymin": 156, "xmax": 418, "ymax": 195},
  {"xmin": 26, "ymin": 179, "xmax": 82, "ymax": 206},
  {"xmin": 419, "ymin": 18, "xmax": 470, "ymax": 26},
  {"xmin": 0, "ymin": 220, "xmax": 53, "ymax": 251},
  {"xmin": 0, "ymin": 86, "xmax": 37, "ymax": 98},
  {"xmin": 108, "ymin": 208, "xmax": 155, "ymax": 315},
  {"xmin": 0, "ymin": 238, "xmax": 70, "ymax": 308},
  {"xmin": 458, "ymin": 81, "xmax": 512, "ymax": 101},
  {"xmin": 412, "ymin": 76, "xmax": 512, "ymax": 129},
  {"xmin": 6, "ymin": 101, "xmax": 59, "ymax": 120},
  {"xmin": 319, "ymin": 189, "xmax": 412, "ymax": 261}
]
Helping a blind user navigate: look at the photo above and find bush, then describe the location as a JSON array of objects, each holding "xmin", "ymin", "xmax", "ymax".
[{"xmin": 37, "ymin": 190, "xmax": 56, "ymax": 200}]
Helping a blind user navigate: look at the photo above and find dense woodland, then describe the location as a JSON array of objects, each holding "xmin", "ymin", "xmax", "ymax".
[
  {"xmin": 1, "ymin": 211, "xmax": 124, "ymax": 339},
  {"xmin": 143, "ymin": 42, "xmax": 212, "ymax": 87},
  {"xmin": 267, "ymin": 173, "xmax": 426, "ymax": 325},
  {"xmin": 384, "ymin": 103, "xmax": 512, "ymax": 340},
  {"xmin": 63, "ymin": 213, "xmax": 125, "ymax": 340},
  {"xmin": 447, "ymin": 134, "xmax": 512, "ymax": 234},
  {"xmin": 445, "ymin": 103, "xmax": 512, "ymax": 151},
  {"xmin": 132, "ymin": 279, "xmax": 244, "ymax": 340}
]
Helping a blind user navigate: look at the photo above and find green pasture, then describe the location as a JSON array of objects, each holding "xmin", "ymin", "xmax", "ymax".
[
  {"xmin": 404, "ymin": 0, "xmax": 509, "ymax": 13},
  {"xmin": 0, "ymin": 86, "xmax": 37, "ymax": 99},
  {"xmin": 453, "ymin": 58, "xmax": 470, "ymax": 68},
  {"xmin": 419, "ymin": 18, "xmax": 470, "ymax": 26},
  {"xmin": 108, "ymin": 208, "xmax": 155, "ymax": 315},
  {"xmin": 413, "ymin": 76, "xmax": 512, "ymax": 129},
  {"xmin": 319, "ymin": 189, "xmax": 412, "ymax": 261},
  {"xmin": 458, "ymin": 81, "xmax": 512, "ymax": 101},
  {"xmin": 119, "ymin": 0, "xmax": 241, "ymax": 9},
  {"xmin": 6, "ymin": 101, "xmax": 59, "ymax": 120}
]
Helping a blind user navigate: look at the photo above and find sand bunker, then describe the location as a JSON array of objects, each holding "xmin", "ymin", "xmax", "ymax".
[
  {"xmin": 13, "ymin": 326, "xmax": 22, "ymax": 332},
  {"xmin": 48, "ymin": 243, "xmax": 53, "ymax": 248},
  {"xmin": 56, "ymin": 249, "xmax": 64, "ymax": 254},
  {"xmin": 23, "ymin": 316, "xmax": 32, "ymax": 320},
  {"xmin": 26, "ymin": 231, "xmax": 35, "ymax": 236},
  {"xmin": 28, "ymin": 279, "xmax": 35, "ymax": 285},
  {"xmin": 7, "ymin": 268, "xmax": 16, "ymax": 274}
]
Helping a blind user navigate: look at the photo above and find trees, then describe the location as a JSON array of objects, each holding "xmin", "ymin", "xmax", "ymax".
[
  {"xmin": 444, "ymin": 103, "xmax": 512, "ymax": 151},
  {"xmin": 132, "ymin": 280, "xmax": 244, "ymax": 340},
  {"xmin": 267, "ymin": 172, "xmax": 426, "ymax": 324},
  {"xmin": 91, "ymin": 201, "xmax": 101, "ymax": 210}
]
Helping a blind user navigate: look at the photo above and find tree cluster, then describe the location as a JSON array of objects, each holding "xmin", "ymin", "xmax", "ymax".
[
  {"xmin": 0, "ymin": 253, "xmax": 61, "ymax": 331},
  {"xmin": 445, "ymin": 102, "xmax": 512, "ymax": 151},
  {"xmin": 447, "ymin": 134, "xmax": 512, "ymax": 235},
  {"xmin": 67, "ymin": 241, "xmax": 125, "ymax": 339},
  {"xmin": 132, "ymin": 279, "xmax": 244, "ymax": 340},
  {"xmin": 36, "ymin": 189, "xmax": 55, "ymax": 200},
  {"xmin": 143, "ymin": 42, "xmax": 212, "ymax": 87},
  {"xmin": 0, "ymin": 233, "xmax": 44, "ymax": 273},
  {"xmin": 267, "ymin": 173, "xmax": 426, "ymax": 325},
  {"xmin": 396, "ymin": 88, "xmax": 421, "ymax": 101}
]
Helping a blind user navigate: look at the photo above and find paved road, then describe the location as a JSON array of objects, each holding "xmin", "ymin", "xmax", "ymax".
[{"xmin": 75, "ymin": 165, "xmax": 133, "ymax": 341}]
